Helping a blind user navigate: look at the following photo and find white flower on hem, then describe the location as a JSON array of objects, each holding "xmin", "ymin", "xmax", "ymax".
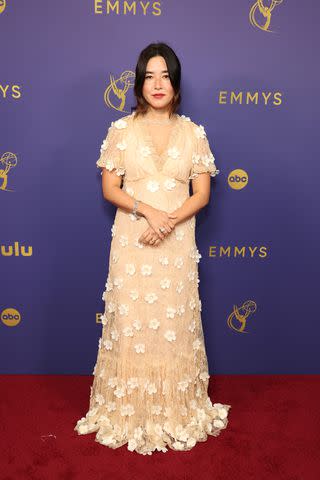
[
  {"xmin": 105, "ymin": 280, "xmax": 113, "ymax": 293},
  {"xmin": 213, "ymin": 403, "xmax": 229, "ymax": 420},
  {"xmin": 159, "ymin": 256, "xmax": 169, "ymax": 266},
  {"xmin": 199, "ymin": 371, "xmax": 210, "ymax": 381},
  {"xmin": 116, "ymin": 140, "xmax": 127, "ymax": 151},
  {"xmin": 175, "ymin": 229, "xmax": 185, "ymax": 241},
  {"xmin": 167, "ymin": 147, "xmax": 180, "ymax": 159},
  {"xmin": 103, "ymin": 339, "xmax": 113, "ymax": 350},
  {"xmin": 213, "ymin": 419, "xmax": 225, "ymax": 429},
  {"xmin": 146, "ymin": 382, "xmax": 157, "ymax": 395},
  {"xmin": 129, "ymin": 290, "xmax": 139, "ymax": 301},
  {"xmin": 140, "ymin": 145, "xmax": 152, "ymax": 157},
  {"xmin": 190, "ymin": 400, "xmax": 197, "ymax": 410},
  {"xmin": 163, "ymin": 178, "xmax": 176, "ymax": 191},
  {"xmin": 123, "ymin": 326, "xmax": 134, "ymax": 337},
  {"xmin": 120, "ymin": 404, "xmax": 135, "ymax": 416},
  {"xmin": 141, "ymin": 264, "xmax": 152, "ymax": 276},
  {"xmin": 125, "ymin": 263, "xmax": 136, "ymax": 275},
  {"xmin": 118, "ymin": 304, "xmax": 129, "ymax": 316},
  {"xmin": 177, "ymin": 380, "xmax": 189, "ymax": 392},
  {"xmin": 177, "ymin": 304, "xmax": 185, "ymax": 316},
  {"xmin": 111, "ymin": 329, "xmax": 119, "ymax": 341},
  {"xmin": 151, "ymin": 405, "xmax": 162, "ymax": 415},
  {"xmin": 174, "ymin": 257, "xmax": 184, "ymax": 269},
  {"xmin": 112, "ymin": 118, "xmax": 127, "ymax": 129},
  {"xmin": 194, "ymin": 124, "xmax": 206, "ymax": 139},
  {"xmin": 189, "ymin": 297, "xmax": 196, "ymax": 310},
  {"xmin": 128, "ymin": 439, "xmax": 138, "ymax": 451},
  {"xmin": 197, "ymin": 408, "xmax": 207, "ymax": 421},
  {"xmin": 144, "ymin": 292, "xmax": 158, "ymax": 304},
  {"xmin": 107, "ymin": 377, "xmax": 118, "ymax": 388},
  {"xmin": 176, "ymin": 281, "xmax": 184, "ymax": 293},
  {"xmin": 148, "ymin": 318, "xmax": 160, "ymax": 330},
  {"xmin": 164, "ymin": 330, "xmax": 176, "ymax": 342},
  {"xmin": 160, "ymin": 278, "xmax": 171, "ymax": 289},
  {"xmin": 133, "ymin": 427, "xmax": 144, "ymax": 440},
  {"xmin": 133, "ymin": 319, "xmax": 142, "ymax": 330},
  {"xmin": 119, "ymin": 235, "xmax": 128, "ymax": 247},
  {"xmin": 187, "ymin": 437, "xmax": 197, "ymax": 448},
  {"xmin": 166, "ymin": 307, "xmax": 176, "ymax": 319},
  {"xmin": 114, "ymin": 386, "xmax": 126, "ymax": 398},
  {"xmin": 95, "ymin": 393, "xmax": 105, "ymax": 405},
  {"xmin": 147, "ymin": 180, "xmax": 160, "ymax": 192},
  {"xmin": 106, "ymin": 401, "xmax": 116, "ymax": 412},
  {"xmin": 193, "ymin": 339, "xmax": 201, "ymax": 350},
  {"xmin": 134, "ymin": 343, "xmax": 145, "ymax": 353},
  {"xmin": 87, "ymin": 407, "xmax": 98, "ymax": 417}
]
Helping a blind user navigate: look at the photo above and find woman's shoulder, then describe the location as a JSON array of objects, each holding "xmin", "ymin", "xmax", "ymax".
[{"xmin": 178, "ymin": 114, "xmax": 207, "ymax": 138}]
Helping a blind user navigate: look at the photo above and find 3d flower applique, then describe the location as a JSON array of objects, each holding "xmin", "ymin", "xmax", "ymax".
[
  {"xmin": 141, "ymin": 264, "xmax": 152, "ymax": 276},
  {"xmin": 107, "ymin": 377, "xmax": 118, "ymax": 388},
  {"xmin": 127, "ymin": 377, "xmax": 139, "ymax": 393},
  {"xmin": 112, "ymin": 251, "xmax": 119, "ymax": 263},
  {"xmin": 134, "ymin": 343, "xmax": 145, "ymax": 353},
  {"xmin": 148, "ymin": 318, "xmax": 160, "ymax": 330},
  {"xmin": 177, "ymin": 379, "xmax": 189, "ymax": 392},
  {"xmin": 181, "ymin": 115, "xmax": 191, "ymax": 122},
  {"xmin": 118, "ymin": 303, "xmax": 129, "ymax": 316},
  {"xmin": 129, "ymin": 213, "xmax": 140, "ymax": 222},
  {"xmin": 144, "ymin": 292, "xmax": 158, "ymax": 304},
  {"xmin": 187, "ymin": 270, "xmax": 196, "ymax": 282},
  {"xmin": 116, "ymin": 140, "xmax": 127, "ymax": 151},
  {"xmin": 192, "ymin": 153, "xmax": 201, "ymax": 166},
  {"xmin": 164, "ymin": 330, "xmax": 176, "ymax": 342},
  {"xmin": 107, "ymin": 302, "xmax": 116, "ymax": 314},
  {"xmin": 199, "ymin": 371, "xmax": 210, "ymax": 381},
  {"xmin": 146, "ymin": 382, "xmax": 157, "ymax": 395},
  {"xmin": 193, "ymin": 339, "xmax": 201, "ymax": 351},
  {"xmin": 120, "ymin": 404, "xmax": 135, "ymax": 417},
  {"xmin": 95, "ymin": 393, "xmax": 105, "ymax": 405},
  {"xmin": 87, "ymin": 407, "xmax": 98, "ymax": 417},
  {"xmin": 111, "ymin": 224, "xmax": 116, "ymax": 237},
  {"xmin": 99, "ymin": 313, "xmax": 107, "ymax": 325},
  {"xmin": 166, "ymin": 307, "xmax": 176, "ymax": 319},
  {"xmin": 213, "ymin": 403, "xmax": 229, "ymax": 420},
  {"xmin": 114, "ymin": 386, "xmax": 126, "ymax": 398},
  {"xmin": 163, "ymin": 178, "xmax": 176, "ymax": 191},
  {"xmin": 151, "ymin": 405, "xmax": 162, "ymax": 415},
  {"xmin": 177, "ymin": 304, "xmax": 186, "ymax": 316},
  {"xmin": 103, "ymin": 339, "xmax": 113, "ymax": 350},
  {"xmin": 180, "ymin": 406, "xmax": 188, "ymax": 417},
  {"xmin": 158, "ymin": 256, "xmax": 169, "ymax": 266},
  {"xmin": 176, "ymin": 281, "xmax": 184, "ymax": 293},
  {"xmin": 123, "ymin": 326, "xmax": 134, "ymax": 337},
  {"xmin": 175, "ymin": 229, "xmax": 185, "ymax": 241},
  {"xmin": 190, "ymin": 246, "xmax": 202, "ymax": 263},
  {"xmin": 160, "ymin": 278, "xmax": 171, "ymax": 289},
  {"xmin": 125, "ymin": 263, "xmax": 136, "ymax": 275},
  {"xmin": 199, "ymin": 298, "xmax": 202, "ymax": 312},
  {"xmin": 194, "ymin": 124, "xmax": 206, "ymax": 139},
  {"xmin": 105, "ymin": 277, "xmax": 113, "ymax": 292},
  {"xmin": 98, "ymin": 338, "xmax": 102, "ymax": 349},
  {"xmin": 100, "ymin": 138, "xmax": 109, "ymax": 154},
  {"xmin": 129, "ymin": 289, "xmax": 139, "ymax": 301},
  {"xmin": 167, "ymin": 147, "xmax": 180, "ymax": 159},
  {"xmin": 92, "ymin": 364, "xmax": 97, "ymax": 375},
  {"xmin": 189, "ymin": 297, "xmax": 197, "ymax": 310},
  {"xmin": 110, "ymin": 329, "xmax": 119, "ymax": 341},
  {"xmin": 119, "ymin": 235, "xmax": 129, "ymax": 247},
  {"xmin": 202, "ymin": 152, "xmax": 216, "ymax": 167},
  {"xmin": 140, "ymin": 145, "xmax": 152, "ymax": 157},
  {"xmin": 147, "ymin": 180, "xmax": 160, "ymax": 192},
  {"xmin": 106, "ymin": 401, "xmax": 116, "ymax": 412},
  {"xmin": 112, "ymin": 118, "xmax": 127, "ymax": 129},
  {"xmin": 134, "ymin": 237, "xmax": 145, "ymax": 249},
  {"xmin": 188, "ymin": 320, "xmax": 196, "ymax": 333},
  {"xmin": 113, "ymin": 277, "xmax": 124, "ymax": 289},
  {"xmin": 133, "ymin": 319, "xmax": 142, "ymax": 330},
  {"xmin": 174, "ymin": 257, "xmax": 184, "ymax": 269}
]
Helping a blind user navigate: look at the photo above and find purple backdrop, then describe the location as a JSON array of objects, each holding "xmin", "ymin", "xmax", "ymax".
[{"xmin": 1, "ymin": 0, "xmax": 319, "ymax": 374}]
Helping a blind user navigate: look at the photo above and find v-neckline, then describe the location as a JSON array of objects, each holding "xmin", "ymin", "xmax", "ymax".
[{"xmin": 136, "ymin": 113, "xmax": 180, "ymax": 172}]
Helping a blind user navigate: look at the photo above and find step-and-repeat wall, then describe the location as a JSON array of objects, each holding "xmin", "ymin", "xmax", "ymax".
[{"xmin": 1, "ymin": 1, "xmax": 318, "ymax": 374}]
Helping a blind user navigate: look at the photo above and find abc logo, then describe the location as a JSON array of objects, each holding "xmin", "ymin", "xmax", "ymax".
[
  {"xmin": 1, "ymin": 308, "xmax": 21, "ymax": 326},
  {"xmin": 0, "ymin": 1, "xmax": 6, "ymax": 14},
  {"xmin": 228, "ymin": 169, "xmax": 248, "ymax": 190}
]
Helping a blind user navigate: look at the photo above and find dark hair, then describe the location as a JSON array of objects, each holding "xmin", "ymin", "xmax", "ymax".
[{"xmin": 132, "ymin": 42, "xmax": 181, "ymax": 118}]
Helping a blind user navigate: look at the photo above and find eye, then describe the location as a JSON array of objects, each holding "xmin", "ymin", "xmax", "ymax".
[{"xmin": 145, "ymin": 75, "xmax": 152, "ymax": 79}]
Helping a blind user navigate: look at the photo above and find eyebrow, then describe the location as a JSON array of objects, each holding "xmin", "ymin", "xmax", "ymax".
[{"xmin": 145, "ymin": 70, "xmax": 168, "ymax": 74}]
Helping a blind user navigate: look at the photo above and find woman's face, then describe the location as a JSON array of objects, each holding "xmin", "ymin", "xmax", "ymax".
[{"xmin": 142, "ymin": 55, "xmax": 175, "ymax": 113}]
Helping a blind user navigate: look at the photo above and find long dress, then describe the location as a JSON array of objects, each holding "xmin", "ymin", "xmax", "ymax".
[{"xmin": 74, "ymin": 111, "xmax": 231, "ymax": 455}]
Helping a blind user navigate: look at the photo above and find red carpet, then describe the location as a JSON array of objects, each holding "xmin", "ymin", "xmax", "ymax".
[{"xmin": 1, "ymin": 375, "xmax": 319, "ymax": 480}]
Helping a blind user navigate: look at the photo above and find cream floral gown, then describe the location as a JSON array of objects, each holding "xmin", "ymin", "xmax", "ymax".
[{"xmin": 74, "ymin": 111, "xmax": 231, "ymax": 455}]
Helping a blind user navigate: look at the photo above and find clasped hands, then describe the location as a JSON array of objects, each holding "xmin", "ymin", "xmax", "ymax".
[{"xmin": 138, "ymin": 206, "xmax": 178, "ymax": 246}]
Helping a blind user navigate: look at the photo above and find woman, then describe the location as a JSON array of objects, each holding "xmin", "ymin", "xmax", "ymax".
[{"xmin": 74, "ymin": 42, "xmax": 231, "ymax": 455}]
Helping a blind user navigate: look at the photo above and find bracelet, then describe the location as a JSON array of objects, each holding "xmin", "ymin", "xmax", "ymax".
[{"xmin": 132, "ymin": 199, "xmax": 141, "ymax": 220}]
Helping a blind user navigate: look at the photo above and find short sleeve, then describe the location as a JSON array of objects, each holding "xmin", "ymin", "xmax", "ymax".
[
  {"xmin": 188, "ymin": 123, "xmax": 220, "ymax": 180},
  {"xmin": 96, "ymin": 118, "xmax": 128, "ymax": 176}
]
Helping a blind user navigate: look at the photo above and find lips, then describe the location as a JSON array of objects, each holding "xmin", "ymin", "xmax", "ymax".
[{"xmin": 153, "ymin": 94, "xmax": 165, "ymax": 98}]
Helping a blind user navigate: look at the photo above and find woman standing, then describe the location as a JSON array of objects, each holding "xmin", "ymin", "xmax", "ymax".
[{"xmin": 74, "ymin": 42, "xmax": 231, "ymax": 455}]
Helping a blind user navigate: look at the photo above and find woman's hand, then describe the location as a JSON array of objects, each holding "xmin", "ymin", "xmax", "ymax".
[
  {"xmin": 143, "ymin": 206, "xmax": 178, "ymax": 241},
  {"xmin": 138, "ymin": 226, "xmax": 163, "ymax": 246}
]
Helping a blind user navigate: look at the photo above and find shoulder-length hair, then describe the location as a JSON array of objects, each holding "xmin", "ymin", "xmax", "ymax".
[{"xmin": 132, "ymin": 42, "xmax": 181, "ymax": 118}]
